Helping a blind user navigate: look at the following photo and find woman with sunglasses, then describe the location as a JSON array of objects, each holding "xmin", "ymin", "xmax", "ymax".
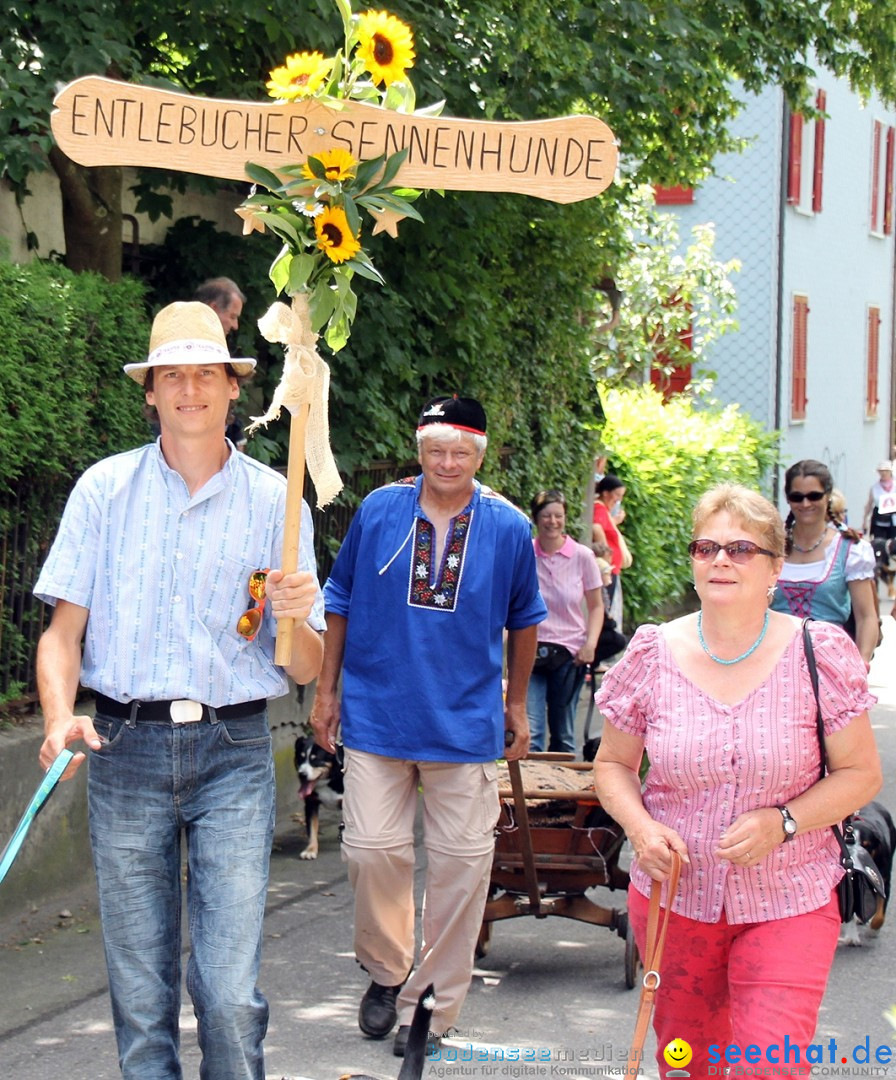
[
  {"xmin": 594, "ymin": 483, "xmax": 880, "ymax": 1079},
  {"xmin": 769, "ymin": 460, "xmax": 878, "ymax": 667}
]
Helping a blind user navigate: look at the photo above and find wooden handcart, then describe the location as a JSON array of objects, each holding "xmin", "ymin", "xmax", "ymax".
[{"xmin": 478, "ymin": 753, "xmax": 640, "ymax": 987}]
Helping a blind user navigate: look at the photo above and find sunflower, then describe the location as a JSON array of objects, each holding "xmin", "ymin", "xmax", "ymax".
[
  {"xmin": 302, "ymin": 147, "xmax": 358, "ymax": 183},
  {"xmin": 314, "ymin": 206, "xmax": 362, "ymax": 263},
  {"xmin": 266, "ymin": 51, "xmax": 333, "ymax": 100},
  {"xmin": 356, "ymin": 10, "xmax": 415, "ymax": 87}
]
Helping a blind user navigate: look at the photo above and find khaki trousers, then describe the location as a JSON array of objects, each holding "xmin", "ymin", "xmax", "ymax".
[{"xmin": 341, "ymin": 748, "xmax": 500, "ymax": 1032}]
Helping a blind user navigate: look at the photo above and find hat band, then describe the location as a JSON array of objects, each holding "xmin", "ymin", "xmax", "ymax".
[
  {"xmin": 417, "ymin": 422, "xmax": 486, "ymax": 436},
  {"xmin": 146, "ymin": 339, "xmax": 231, "ymax": 366}
]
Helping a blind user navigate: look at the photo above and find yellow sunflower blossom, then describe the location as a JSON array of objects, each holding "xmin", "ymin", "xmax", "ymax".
[
  {"xmin": 266, "ymin": 51, "xmax": 332, "ymax": 100},
  {"xmin": 357, "ymin": 10, "xmax": 415, "ymax": 87},
  {"xmin": 314, "ymin": 206, "xmax": 362, "ymax": 263},
  {"xmin": 301, "ymin": 147, "xmax": 358, "ymax": 183}
]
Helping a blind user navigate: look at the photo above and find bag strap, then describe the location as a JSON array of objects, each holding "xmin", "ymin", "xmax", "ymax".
[
  {"xmin": 801, "ymin": 619, "xmax": 852, "ymax": 867},
  {"xmin": 627, "ymin": 850, "xmax": 682, "ymax": 1072}
]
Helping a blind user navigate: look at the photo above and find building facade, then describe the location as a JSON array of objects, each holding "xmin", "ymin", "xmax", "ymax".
[{"xmin": 659, "ymin": 74, "xmax": 896, "ymax": 522}]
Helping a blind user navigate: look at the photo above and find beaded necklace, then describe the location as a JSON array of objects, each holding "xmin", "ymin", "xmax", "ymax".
[
  {"xmin": 790, "ymin": 526, "xmax": 830, "ymax": 554},
  {"xmin": 697, "ymin": 609, "xmax": 770, "ymax": 665}
]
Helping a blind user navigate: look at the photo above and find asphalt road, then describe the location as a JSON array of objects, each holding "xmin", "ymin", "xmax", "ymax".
[{"xmin": 2, "ymin": 611, "xmax": 896, "ymax": 1080}]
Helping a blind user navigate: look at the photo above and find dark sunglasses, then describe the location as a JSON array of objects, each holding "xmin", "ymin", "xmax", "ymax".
[
  {"xmin": 236, "ymin": 569, "xmax": 269, "ymax": 641},
  {"xmin": 786, "ymin": 490, "xmax": 826, "ymax": 503},
  {"xmin": 688, "ymin": 539, "xmax": 776, "ymax": 563}
]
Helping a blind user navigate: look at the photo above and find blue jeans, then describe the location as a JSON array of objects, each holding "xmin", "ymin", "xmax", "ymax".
[
  {"xmin": 88, "ymin": 708, "xmax": 275, "ymax": 1080},
  {"xmin": 526, "ymin": 658, "xmax": 586, "ymax": 754}
]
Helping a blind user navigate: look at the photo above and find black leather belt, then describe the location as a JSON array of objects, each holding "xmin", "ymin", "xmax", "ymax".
[{"xmin": 95, "ymin": 693, "xmax": 266, "ymax": 725}]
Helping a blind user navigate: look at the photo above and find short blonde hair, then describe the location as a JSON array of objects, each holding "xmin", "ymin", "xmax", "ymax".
[
  {"xmin": 415, "ymin": 424, "xmax": 487, "ymax": 456},
  {"xmin": 692, "ymin": 483, "xmax": 785, "ymax": 557}
]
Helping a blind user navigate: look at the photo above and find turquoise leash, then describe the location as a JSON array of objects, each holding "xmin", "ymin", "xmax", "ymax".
[{"xmin": 0, "ymin": 749, "xmax": 75, "ymax": 886}]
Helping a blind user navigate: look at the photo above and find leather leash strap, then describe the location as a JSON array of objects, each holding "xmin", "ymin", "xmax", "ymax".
[{"xmin": 627, "ymin": 850, "xmax": 682, "ymax": 1073}]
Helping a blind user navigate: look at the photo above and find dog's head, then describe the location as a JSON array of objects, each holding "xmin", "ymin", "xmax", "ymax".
[
  {"xmin": 851, "ymin": 803, "xmax": 895, "ymax": 876},
  {"xmin": 294, "ymin": 735, "xmax": 342, "ymax": 797}
]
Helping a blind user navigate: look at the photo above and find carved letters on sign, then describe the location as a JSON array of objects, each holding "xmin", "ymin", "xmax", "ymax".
[{"xmin": 51, "ymin": 76, "xmax": 618, "ymax": 204}]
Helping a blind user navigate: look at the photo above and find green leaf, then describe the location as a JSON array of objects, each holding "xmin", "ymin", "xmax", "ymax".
[
  {"xmin": 287, "ymin": 253, "xmax": 316, "ymax": 294},
  {"xmin": 379, "ymin": 149, "xmax": 409, "ymax": 189},
  {"xmin": 308, "ymin": 284, "xmax": 338, "ymax": 332},
  {"xmin": 254, "ymin": 212, "xmax": 304, "ymax": 247},
  {"xmin": 244, "ymin": 162, "xmax": 286, "ymax": 193},
  {"xmin": 269, "ymin": 246, "xmax": 292, "ymax": 294},
  {"xmin": 377, "ymin": 194, "xmax": 424, "ymax": 222},
  {"xmin": 346, "ymin": 257, "xmax": 384, "ymax": 285},
  {"xmin": 325, "ymin": 312, "xmax": 352, "ymax": 353},
  {"xmin": 353, "ymin": 154, "xmax": 386, "ymax": 191},
  {"xmin": 304, "ymin": 156, "xmax": 329, "ymax": 181},
  {"xmin": 342, "ymin": 193, "xmax": 361, "ymax": 237},
  {"xmin": 334, "ymin": 0, "xmax": 353, "ymax": 38}
]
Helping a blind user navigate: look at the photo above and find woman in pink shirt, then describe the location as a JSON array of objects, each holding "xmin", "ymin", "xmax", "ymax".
[
  {"xmin": 528, "ymin": 490, "xmax": 604, "ymax": 753},
  {"xmin": 594, "ymin": 484, "xmax": 881, "ymax": 1079}
]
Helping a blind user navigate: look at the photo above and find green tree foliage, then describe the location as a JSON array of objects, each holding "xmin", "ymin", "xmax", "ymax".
[
  {"xmin": 597, "ymin": 383, "xmax": 779, "ymax": 626},
  {"xmin": 0, "ymin": 259, "xmax": 150, "ymax": 704},
  {"xmin": 4, "ymin": 0, "xmax": 896, "ymax": 274},
  {"xmin": 593, "ymin": 184, "xmax": 741, "ymax": 387}
]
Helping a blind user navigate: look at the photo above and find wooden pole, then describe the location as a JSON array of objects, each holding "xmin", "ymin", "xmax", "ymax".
[{"xmin": 274, "ymin": 402, "xmax": 311, "ymax": 667}]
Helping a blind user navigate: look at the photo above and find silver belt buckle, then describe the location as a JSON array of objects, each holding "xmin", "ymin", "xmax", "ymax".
[{"xmin": 170, "ymin": 700, "xmax": 203, "ymax": 724}]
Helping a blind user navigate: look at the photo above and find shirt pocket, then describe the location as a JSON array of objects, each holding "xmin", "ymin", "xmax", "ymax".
[{"xmin": 199, "ymin": 551, "xmax": 270, "ymax": 636}]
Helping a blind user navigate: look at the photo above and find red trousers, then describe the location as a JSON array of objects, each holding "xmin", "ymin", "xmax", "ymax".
[{"xmin": 627, "ymin": 884, "xmax": 840, "ymax": 1080}]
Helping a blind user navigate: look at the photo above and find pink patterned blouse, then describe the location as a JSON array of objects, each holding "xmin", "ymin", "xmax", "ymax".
[{"xmin": 595, "ymin": 620, "xmax": 876, "ymax": 923}]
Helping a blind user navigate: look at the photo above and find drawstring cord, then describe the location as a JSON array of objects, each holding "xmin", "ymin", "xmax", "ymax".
[{"xmin": 378, "ymin": 520, "xmax": 416, "ymax": 576}]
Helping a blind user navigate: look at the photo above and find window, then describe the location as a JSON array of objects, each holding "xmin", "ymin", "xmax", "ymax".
[
  {"xmin": 791, "ymin": 294, "xmax": 809, "ymax": 421},
  {"xmin": 654, "ymin": 186, "xmax": 695, "ymax": 205},
  {"xmin": 650, "ymin": 315, "xmax": 693, "ymax": 401},
  {"xmin": 786, "ymin": 91, "xmax": 826, "ymax": 213},
  {"xmin": 812, "ymin": 90, "xmax": 826, "ymax": 213},
  {"xmin": 866, "ymin": 305, "xmax": 881, "ymax": 417},
  {"xmin": 870, "ymin": 120, "xmax": 895, "ymax": 235}
]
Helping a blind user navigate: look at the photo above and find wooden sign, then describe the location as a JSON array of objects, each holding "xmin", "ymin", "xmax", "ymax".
[{"xmin": 51, "ymin": 76, "xmax": 617, "ymax": 204}]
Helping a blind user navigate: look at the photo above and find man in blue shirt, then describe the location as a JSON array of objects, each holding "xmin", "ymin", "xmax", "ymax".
[
  {"xmin": 34, "ymin": 301, "xmax": 325, "ymax": 1080},
  {"xmin": 311, "ymin": 395, "xmax": 545, "ymax": 1057}
]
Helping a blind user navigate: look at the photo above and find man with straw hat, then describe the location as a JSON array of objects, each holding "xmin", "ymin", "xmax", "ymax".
[
  {"xmin": 33, "ymin": 300, "xmax": 325, "ymax": 1079},
  {"xmin": 311, "ymin": 395, "xmax": 545, "ymax": 1058}
]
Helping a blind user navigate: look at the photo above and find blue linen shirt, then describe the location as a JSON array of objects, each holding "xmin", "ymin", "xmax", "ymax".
[
  {"xmin": 34, "ymin": 440, "xmax": 325, "ymax": 705},
  {"xmin": 324, "ymin": 475, "xmax": 546, "ymax": 762}
]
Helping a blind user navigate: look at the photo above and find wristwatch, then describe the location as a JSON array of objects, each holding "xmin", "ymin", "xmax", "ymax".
[{"xmin": 777, "ymin": 805, "xmax": 797, "ymax": 841}]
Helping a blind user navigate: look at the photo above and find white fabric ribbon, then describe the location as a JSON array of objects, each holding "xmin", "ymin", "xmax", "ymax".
[{"xmin": 248, "ymin": 293, "xmax": 343, "ymax": 507}]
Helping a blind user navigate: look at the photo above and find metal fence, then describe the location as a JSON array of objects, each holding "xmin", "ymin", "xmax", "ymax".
[{"xmin": 0, "ymin": 459, "xmax": 415, "ymax": 713}]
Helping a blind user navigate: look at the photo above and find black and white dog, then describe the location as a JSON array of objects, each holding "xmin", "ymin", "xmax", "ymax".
[
  {"xmin": 294, "ymin": 734, "xmax": 344, "ymax": 860},
  {"xmin": 840, "ymin": 800, "xmax": 895, "ymax": 945}
]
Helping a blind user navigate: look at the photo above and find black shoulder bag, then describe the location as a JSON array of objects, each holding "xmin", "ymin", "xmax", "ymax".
[{"xmin": 802, "ymin": 619, "xmax": 885, "ymax": 924}]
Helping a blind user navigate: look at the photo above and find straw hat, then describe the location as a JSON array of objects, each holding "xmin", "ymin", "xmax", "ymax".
[{"xmin": 123, "ymin": 301, "xmax": 256, "ymax": 384}]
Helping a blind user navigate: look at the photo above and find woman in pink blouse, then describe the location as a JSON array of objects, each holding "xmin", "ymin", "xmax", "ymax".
[
  {"xmin": 528, "ymin": 489, "xmax": 604, "ymax": 753},
  {"xmin": 594, "ymin": 484, "xmax": 881, "ymax": 1079}
]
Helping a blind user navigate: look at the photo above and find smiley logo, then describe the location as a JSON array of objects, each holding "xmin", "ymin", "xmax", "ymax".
[{"xmin": 663, "ymin": 1039, "xmax": 693, "ymax": 1071}]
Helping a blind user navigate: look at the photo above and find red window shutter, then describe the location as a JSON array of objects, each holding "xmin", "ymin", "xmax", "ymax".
[
  {"xmin": 791, "ymin": 296, "xmax": 809, "ymax": 421},
  {"xmin": 871, "ymin": 120, "xmax": 883, "ymax": 231},
  {"xmin": 650, "ymin": 363, "xmax": 693, "ymax": 400},
  {"xmin": 654, "ymin": 186, "xmax": 695, "ymax": 205},
  {"xmin": 787, "ymin": 113, "xmax": 803, "ymax": 205},
  {"xmin": 867, "ymin": 306, "xmax": 881, "ymax": 416},
  {"xmin": 885, "ymin": 128, "xmax": 895, "ymax": 235},
  {"xmin": 812, "ymin": 90, "xmax": 826, "ymax": 213}
]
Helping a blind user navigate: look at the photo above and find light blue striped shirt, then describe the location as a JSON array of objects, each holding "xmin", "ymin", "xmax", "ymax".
[{"xmin": 34, "ymin": 440, "xmax": 325, "ymax": 705}]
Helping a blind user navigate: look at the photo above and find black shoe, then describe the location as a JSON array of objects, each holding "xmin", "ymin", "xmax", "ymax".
[
  {"xmin": 358, "ymin": 980, "xmax": 401, "ymax": 1038},
  {"xmin": 393, "ymin": 1024, "xmax": 442, "ymax": 1058}
]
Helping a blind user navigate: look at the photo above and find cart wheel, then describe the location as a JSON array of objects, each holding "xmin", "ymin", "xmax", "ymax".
[
  {"xmin": 475, "ymin": 921, "xmax": 492, "ymax": 959},
  {"xmin": 624, "ymin": 918, "xmax": 640, "ymax": 990}
]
